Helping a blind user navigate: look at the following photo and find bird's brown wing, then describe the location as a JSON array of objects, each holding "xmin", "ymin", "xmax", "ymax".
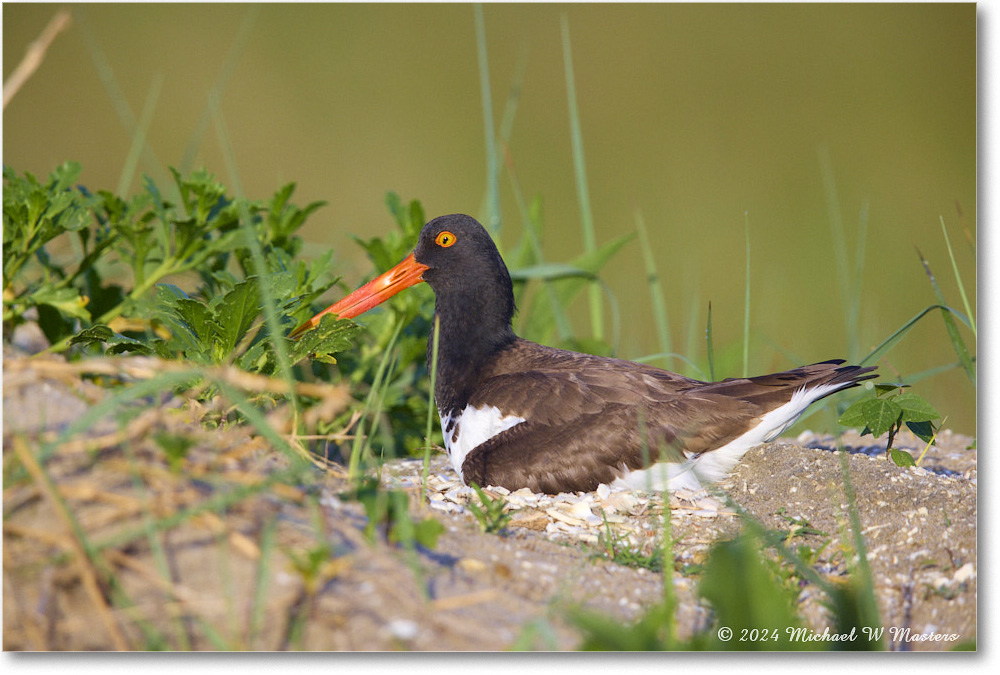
[
  {"xmin": 462, "ymin": 365, "xmax": 753, "ymax": 493},
  {"xmin": 462, "ymin": 349, "xmax": 875, "ymax": 493}
]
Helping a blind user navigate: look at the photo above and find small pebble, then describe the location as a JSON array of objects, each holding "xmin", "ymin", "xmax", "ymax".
[
  {"xmin": 385, "ymin": 618, "xmax": 419, "ymax": 641},
  {"xmin": 953, "ymin": 562, "xmax": 975, "ymax": 583}
]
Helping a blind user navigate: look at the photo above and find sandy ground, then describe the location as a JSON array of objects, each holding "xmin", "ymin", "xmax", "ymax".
[{"xmin": 2, "ymin": 353, "xmax": 976, "ymax": 651}]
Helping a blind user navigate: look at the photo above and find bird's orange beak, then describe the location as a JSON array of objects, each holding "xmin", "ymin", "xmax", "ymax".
[{"xmin": 289, "ymin": 252, "xmax": 429, "ymax": 339}]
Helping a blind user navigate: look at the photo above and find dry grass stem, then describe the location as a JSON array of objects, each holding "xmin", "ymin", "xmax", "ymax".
[
  {"xmin": 2, "ymin": 9, "xmax": 72, "ymax": 108},
  {"xmin": 11, "ymin": 436, "xmax": 130, "ymax": 650}
]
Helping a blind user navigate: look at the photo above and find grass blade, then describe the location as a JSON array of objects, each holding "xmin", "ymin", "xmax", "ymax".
[
  {"xmin": 247, "ymin": 515, "xmax": 278, "ymax": 648},
  {"xmin": 859, "ymin": 303, "xmax": 972, "ymax": 368},
  {"xmin": 29, "ymin": 369, "xmax": 201, "ymax": 470},
  {"xmin": 497, "ymin": 41, "xmax": 528, "ymax": 149},
  {"xmin": 657, "ymin": 447, "xmax": 677, "ymax": 645},
  {"xmin": 74, "ymin": 8, "xmax": 172, "ymax": 194},
  {"xmin": 474, "ymin": 4, "xmax": 500, "ymax": 238},
  {"xmin": 3, "ymin": 9, "xmax": 72, "ymax": 108},
  {"xmin": 898, "ymin": 359, "xmax": 969, "ymax": 384},
  {"xmin": 210, "ymin": 94, "xmax": 301, "ymax": 412},
  {"xmin": 209, "ymin": 378, "xmax": 311, "ymax": 469},
  {"xmin": 706, "ymin": 301, "xmax": 716, "ymax": 382},
  {"xmin": 916, "ymin": 247, "xmax": 975, "ymax": 384},
  {"xmin": 348, "ymin": 320, "xmax": 404, "ymax": 481},
  {"xmin": 635, "ymin": 208, "xmax": 672, "ymax": 362},
  {"xmin": 122, "ymin": 442, "xmax": 192, "ymax": 650},
  {"xmin": 422, "ymin": 315, "xmax": 441, "ymax": 501},
  {"xmin": 12, "ymin": 436, "xmax": 131, "ymax": 650},
  {"xmin": 852, "ymin": 200, "xmax": 870, "ymax": 359},
  {"xmin": 509, "ymin": 263, "xmax": 596, "ymax": 282},
  {"xmin": 560, "ymin": 13, "xmax": 602, "ymax": 341},
  {"xmin": 683, "ymin": 293, "xmax": 701, "ymax": 379},
  {"xmin": 742, "ymin": 211, "xmax": 751, "ymax": 378},
  {"xmin": 503, "ymin": 152, "xmax": 574, "ymax": 342},
  {"xmin": 819, "ymin": 148, "xmax": 862, "ymax": 360},
  {"xmin": 180, "ymin": 7, "xmax": 259, "ymax": 175},
  {"xmin": 97, "ymin": 464, "xmax": 305, "ymax": 553},
  {"xmin": 520, "ymin": 232, "xmax": 633, "ymax": 343},
  {"xmin": 834, "ymin": 448, "xmax": 884, "ymax": 646},
  {"xmin": 117, "ymin": 73, "xmax": 162, "ymax": 197},
  {"xmin": 940, "ymin": 216, "xmax": 976, "ymax": 337}
]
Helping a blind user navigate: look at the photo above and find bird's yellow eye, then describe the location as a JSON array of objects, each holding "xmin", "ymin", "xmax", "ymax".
[{"xmin": 435, "ymin": 231, "xmax": 457, "ymax": 247}]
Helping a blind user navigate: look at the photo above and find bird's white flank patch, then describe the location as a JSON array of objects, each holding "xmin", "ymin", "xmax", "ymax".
[
  {"xmin": 612, "ymin": 382, "xmax": 847, "ymax": 492},
  {"xmin": 440, "ymin": 405, "xmax": 526, "ymax": 480}
]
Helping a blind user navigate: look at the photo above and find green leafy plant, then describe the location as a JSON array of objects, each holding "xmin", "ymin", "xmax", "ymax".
[
  {"xmin": 3, "ymin": 162, "xmax": 105, "ymax": 337},
  {"xmin": 345, "ymin": 478, "xmax": 444, "ymax": 550},
  {"xmin": 572, "ymin": 527, "xmax": 883, "ymax": 651},
  {"xmin": 322, "ymin": 193, "xmax": 438, "ymax": 458},
  {"xmin": 572, "ymin": 531, "xmax": 810, "ymax": 651},
  {"xmin": 3, "ymin": 163, "xmax": 358, "ymax": 373},
  {"xmin": 774, "ymin": 507, "xmax": 829, "ymax": 540},
  {"xmin": 697, "ymin": 532, "xmax": 813, "ymax": 650},
  {"xmin": 152, "ymin": 431, "xmax": 196, "ymax": 474},
  {"xmin": 570, "ymin": 597, "xmax": 696, "ymax": 651},
  {"xmin": 838, "ymin": 384, "xmax": 941, "ymax": 467},
  {"xmin": 594, "ymin": 514, "xmax": 666, "ymax": 573},
  {"xmin": 466, "ymin": 483, "xmax": 512, "ymax": 534}
]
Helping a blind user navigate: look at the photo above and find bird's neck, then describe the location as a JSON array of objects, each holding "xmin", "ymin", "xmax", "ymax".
[{"xmin": 427, "ymin": 285, "xmax": 516, "ymax": 413}]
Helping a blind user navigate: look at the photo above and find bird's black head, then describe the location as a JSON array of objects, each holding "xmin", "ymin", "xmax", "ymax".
[
  {"xmin": 413, "ymin": 214, "xmax": 516, "ymax": 351},
  {"xmin": 414, "ymin": 215, "xmax": 511, "ymax": 299}
]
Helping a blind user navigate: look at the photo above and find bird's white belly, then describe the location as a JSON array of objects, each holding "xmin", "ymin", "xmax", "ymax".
[{"xmin": 440, "ymin": 405, "xmax": 526, "ymax": 480}]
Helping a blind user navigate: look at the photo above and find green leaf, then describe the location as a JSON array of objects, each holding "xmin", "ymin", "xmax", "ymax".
[
  {"xmin": 290, "ymin": 313, "xmax": 361, "ymax": 365},
  {"xmin": 824, "ymin": 579, "xmax": 885, "ymax": 650},
  {"xmin": 31, "ymin": 285, "xmax": 91, "ymax": 322},
  {"xmin": 214, "ymin": 278, "xmax": 261, "ymax": 353},
  {"xmin": 889, "ymin": 448, "xmax": 916, "ymax": 468},
  {"xmin": 905, "ymin": 420, "xmax": 936, "ymax": 444},
  {"xmin": 385, "ymin": 192, "xmax": 406, "ymax": 229},
  {"xmin": 149, "ymin": 286, "xmax": 207, "ymax": 355},
  {"xmin": 265, "ymin": 182, "xmax": 326, "ymax": 253},
  {"xmin": 106, "ymin": 341, "xmax": 155, "ymax": 356},
  {"xmin": 570, "ymin": 601, "xmax": 675, "ymax": 651},
  {"xmin": 70, "ymin": 324, "xmax": 154, "ymax": 356},
  {"xmin": 893, "ymin": 392, "xmax": 940, "ymax": 423},
  {"xmin": 175, "ymin": 298, "xmax": 215, "ymax": 342},
  {"xmin": 698, "ymin": 533, "xmax": 808, "ymax": 650},
  {"xmin": 153, "ymin": 431, "xmax": 196, "ymax": 473},
  {"xmin": 837, "ymin": 400, "xmax": 869, "ymax": 428},
  {"xmin": 70, "ymin": 324, "xmax": 116, "ymax": 347},
  {"xmin": 508, "ymin": 263, "xmax": 596, "ymax": 282},
  {"xmin": 49, "ymin": 161, "xmax": 83, "ymax": 191},
  {"xmin": 857, "ymin": 397, "xmax": 902, "ymax": 438},
  {"xmin": 406, "ymin": 199, "xmax": 425, "ymax": 240},
  {"xmin": 874, "ymin": 383, "xmax": 907, "ymax": 395},
  {"xmin": 350, "ymin": 234, "xmax": 395, "ymax": 273},
  {"xmin": 412, "ymin": 517, "xmax": 445, "ymax": 550}
]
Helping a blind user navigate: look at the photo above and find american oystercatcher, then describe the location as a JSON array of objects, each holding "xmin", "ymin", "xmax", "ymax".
[{"xmin": 291, "ymin": 214, "xmax": 876, "ymax": 494}]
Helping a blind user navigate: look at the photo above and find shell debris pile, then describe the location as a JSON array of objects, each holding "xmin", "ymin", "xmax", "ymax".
[{"xmin": 381, "ymin": 455, "xmax": 738, "ymax": 553}]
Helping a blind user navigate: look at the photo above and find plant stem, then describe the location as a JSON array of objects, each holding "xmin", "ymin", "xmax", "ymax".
[
  {"xmin": 940, "ymin": 216, "xmax": 976, "ymax": 337},
  {"xmin": 561, "ymin": 13, "xmax": 602, "ymax": 341},
  {"xmin": 742, "ymin": 211, "xmax": 751, "ymax": 378},
  {"xmin": 474, "ymin": 3, "xmax": 500, "ymax": 238}
]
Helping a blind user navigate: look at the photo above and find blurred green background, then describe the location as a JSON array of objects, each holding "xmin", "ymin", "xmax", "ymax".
[{"xmin": 3, "ymin": 3, "xmax": 976, "ymax": 433}]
